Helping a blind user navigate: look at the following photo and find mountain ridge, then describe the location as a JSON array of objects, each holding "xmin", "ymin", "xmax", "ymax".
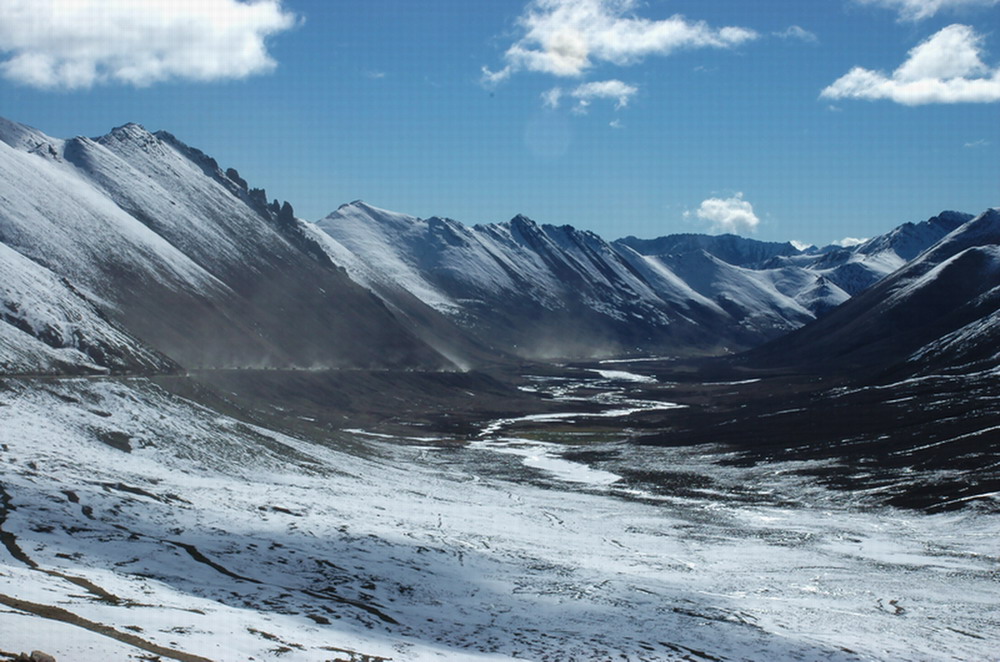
[
  {"xmin": 0, "ymin": 118, "xmax": 449, "ymax": 373},
  {"xmin": 0, "ymin": 116, "xmax": 991, "ymax": 373},
  {"xmin": 314, "ymin": 198, "xmax": 971, "ymax": 359},
  {"xmin": 745, "ymin": 208, "xmax": 1000, "ymax": 376}
]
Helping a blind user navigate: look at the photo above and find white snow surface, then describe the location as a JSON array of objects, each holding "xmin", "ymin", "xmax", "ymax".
[
  {"xmin": 0, "ymin": 125, "xmax": 238, "ymax": 316},
  {"xmin": 1, "ymin": 376, "xmax": 998, "ymax": 661},
  {"xmin": 591, "ymin": 369, "xmax": 658, "ymax": 383},
  {"xmin": 468, "ymin": 438, "xmax": 623, "ymax": 486},
  {"xmin": 0, "ymin": 242, "xmax": 163, "ymax": 373}
]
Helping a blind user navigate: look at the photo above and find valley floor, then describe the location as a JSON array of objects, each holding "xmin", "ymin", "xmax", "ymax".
[{"xmin": 1, "ymin": 366, "xmax": 998, "ymax": 661}]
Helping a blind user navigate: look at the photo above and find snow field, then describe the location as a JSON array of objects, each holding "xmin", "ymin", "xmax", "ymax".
[{"xmin": 1, "ymin": 377, "xmax": 998, "ymax": 660}]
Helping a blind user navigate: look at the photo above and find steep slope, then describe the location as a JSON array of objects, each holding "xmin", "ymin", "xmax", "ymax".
[
  {"xmin": 907, "ymin": 294, "xmax": 1000, "ymax": 374},
  {"xmin": 314, "ymin": 202, "xmax": 976, "ymax": 359},
  {"xmin": 747, "ymin": 209, "xmax": 1000, "ymax": 375},
  {"xmin": 315, "ymin": 202, "xmax": 720, "ymax": 357},
  {"xmin": 0, "ymin": 242, "xmax": 170, "ymax": 374},
  {"xmin": 613, "ymin": 211, "xmax": 972, "ymax": 351},
  {"xmin": 314, "ymin": 202, "xmax": 843, "ymax": 358},
  {"xmin": 0, "ymin": 118, "xmax": 446, "ymax": 371},
  {"xmin": 613, "ymin": 244, "xmax": 841, "ymax": 331},
  {"xmin": 1, "ymin": 115, "xmax": 972, "ymax": 367}
]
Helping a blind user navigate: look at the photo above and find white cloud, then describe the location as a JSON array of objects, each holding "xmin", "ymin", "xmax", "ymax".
[
  {"xmin": 0, "ymin": 0, "xmax": 297, "ymax": 89},
  {"xmin": 821, "ymin": 25, "xmax": 1000, "ymax": 104},
  {"xmin": 541, "ymin": 79, "xmax": 637, "ymax": 111},
  {"xmin": 964, "ymin": 138, "xmax": 990, "ymax": 147},
  {"xmin": 774, "ymin": 26, "xmax": 818, "ymax": 43},
  {"xmin": 609, "ymin": 118, "xmax": 623, "ymax": 129},
  {"xmin": 483, "ymin": 0, "xmax": 757, "ymax": 83},
  {"xmin": 854, "ymin": 0, "xmax": 999, "ymax": 21},
  {"xmin": 570, "ymin": 79, "xmax": 637, "ymax": 108},
  {"xmin": 691, "ymin": 193, "xmax": 760, "ymax": 235}
]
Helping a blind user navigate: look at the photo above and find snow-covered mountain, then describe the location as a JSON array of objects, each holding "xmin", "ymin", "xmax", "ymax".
[
  {"xmin": 748, "ymin": 208, "xmax": 1000, "ymax": 375},
  {"xmin": 0, "ymin": 115, "xmax": 984, "ymax": 371},
  {"xmin": 0, "ymin": 241, "xmax": 171, "ymax": 375},
  {"xmin": 0, "ymin": 118, "xmax": 447, "ymax": 372},
  {"xmin": 764, "ymin": 211, "xmax": 971, "ymax": 296},
  {"xmin": 313, "ymin": 200, "xmax": 966, "ymax": 359},
  {"xmin": 315, "ymin": 202, "xmax": 724, "ymax": 357}
]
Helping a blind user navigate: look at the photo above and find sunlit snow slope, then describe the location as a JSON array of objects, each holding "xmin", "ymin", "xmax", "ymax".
[
  {"xmin": 0, "ymin": 117, "xmax": 445, "ymax": 371},
  {"xmin": 314, "ymin": 200, "xmax": 968, "ymax": 358},
  {"xmin": 0, "ymin": 241, "xmax": 170, "ymax": 375}
]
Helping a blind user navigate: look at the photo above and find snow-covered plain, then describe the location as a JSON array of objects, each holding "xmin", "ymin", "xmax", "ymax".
[{"xmin": 2, "ymin": 375, "xmax": 998, "ymax": 661}]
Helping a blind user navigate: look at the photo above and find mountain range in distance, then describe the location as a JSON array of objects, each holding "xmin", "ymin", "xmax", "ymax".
[{"xmin": 2, "ymin": 116, "xmax": 994, "ymax": 380}]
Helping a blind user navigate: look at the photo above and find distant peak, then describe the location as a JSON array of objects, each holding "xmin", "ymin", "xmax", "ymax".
[
  {"xmin": 107, "ymin": 122, "xmax": 152, "ymax": 138},
  {"xmin": 336, "ymin": 200, "xmax": 371, "ymax": 212},
  {"xmin": 327, "ymin": 200, "xmax": 411, "ymax": 224},
  {"xmin": 98, "ymin": 123, "xmax": 161, "ymax": 151}
]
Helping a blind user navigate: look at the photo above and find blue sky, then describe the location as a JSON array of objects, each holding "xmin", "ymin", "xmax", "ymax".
[{"xmin": 0, "ymin": 0, "xmax": 997, "ymax": 245}]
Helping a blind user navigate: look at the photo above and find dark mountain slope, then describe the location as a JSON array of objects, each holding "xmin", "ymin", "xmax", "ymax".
[{"xmin": 746, "ymin": 208, "xmax": 1000, "ymax": 376}]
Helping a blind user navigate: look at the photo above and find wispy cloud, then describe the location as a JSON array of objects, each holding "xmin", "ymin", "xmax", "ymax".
[
  {"xmin": 571, "ymin": 79, "xmax": 637, "ymax": 109},
  {"xmin": 541, "ymin": 87, "xmax": 563, "ymax": 108},
  {"xmin": 0, "ymin": 0, "xmax": 298, "ymax": 90},
  {"xmin": 482, "ymin": 0, "xmax": 757, "ymax": 84},
  {"xmin": 821, "ymin": 24, "xmax": 1000, "ymax": 105},
  {"xmin": 964, "ymin": 138, "xmax": 990, "ymax": 147},
  {"xmin": 686, "ymin": 193, "xmax": 760, "ymax": 235},
  {"xmin": 542, "ymin": 79, "xmax": 637, "ymax": 112},
  {"xmin": 774, "ymin": 26, "xmax": 818, "ymax": 43},
  {"xmin": 363, "ymin": 70, "xmax": 387, "ymax": 80},
  {"xmin": 853, "ymin": 0, "xmax": 999, "ymax": 21}
]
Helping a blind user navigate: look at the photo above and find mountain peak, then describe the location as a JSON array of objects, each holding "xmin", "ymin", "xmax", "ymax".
[
  {"xmin": 931, "ymin": 210, "xmax": 976, "ymax": 226},
  {"xmin": 509, "ymin": 214, "xmax": 540, "ymax": 233},
  {"xmin": 936, "ymin": 207, "xmax": 1000, "ymax": 250},
  {"xmin": 0, "ymin": 116, "xmax": 53, "ymax": 151},
  {"xmin": 336, "ymin": 200, "xmax": 390, "ymax": 215},
  {"xmin": 104, "ymin": 122, "xmax": 155, "ymax": 142}
]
